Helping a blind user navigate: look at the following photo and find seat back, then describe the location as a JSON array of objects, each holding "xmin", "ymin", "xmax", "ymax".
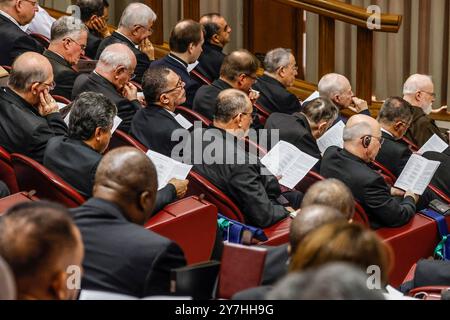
[
  {"xmin": 175, "ymin": 106, "xmax": 212, "ymax": 127},
  {"xmin": 295, "ymin": 170, "xmax": 325, "ymax": 193},
  {"xmin": 0, "ymin": 192, "xmax": 38, "ymax": 216},
  {"xmin": 371, "ymin": 160, "xmax": 396, "ymax": 185},
  {"xmin": 409, "ymin": 286, "xmax": 449, "ymax": 300},
  {"xmin": 216, "ymin": 242, "xmax": 267, "ymax": 299},
  {"xmin": 0, "ymin": 146, "xmax": 19, "ymax": 194},
  {"xmin": 353, "ymin": 201, "xmax": 370, "ymax": 227},
  {"xmin": 254, "ymin": 102, "xmax": 270, "ymax": 125},
  {"xmin": 11, "ymin": 153, "xmax": 85, "ymax": 208},
  {"xmin": 428, "ymin": 184, "xmax": 450, "ymax": 204},
  {"xmin": 30, "ymin": 33, "xmax": 50, "ymax": 48},
  {"xmin": 186, "ymin": 171, "xmax": 246, "ymax": 222},
  {"xmin": 52, "ymin": 95, "xmax": 72, "ymax": 105},
  {"xmin": 107, "ymin": 130, "xmax": 148, "ymax": 153},
  {"xmin": 401, "ymin": 136, "xmax": 419, "ymax": 153},
  {"xmin": 190, "ymin": 69, "xmax": 212, "ymax": 85}
]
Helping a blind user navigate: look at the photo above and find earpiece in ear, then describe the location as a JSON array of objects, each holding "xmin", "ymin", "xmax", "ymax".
[{"xmin": 362, "ymin": 135, "xmax": 371, "ymax": 148}]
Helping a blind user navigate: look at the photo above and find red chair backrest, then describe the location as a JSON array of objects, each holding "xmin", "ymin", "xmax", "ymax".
[
  {"xmin": 353, "ymin": 201, "xmax": 370, "ymax": 227},
  {"xmin": 409, "ymin": 286, "xmax": 449, "ymax": 300},
  {"xmin": 52, "ymin": 95, "xmax": 72, "ymax": 105},
  {"xmin": 428, "ymin": 184, "xmax": 450, "ymax": 204},
  {"xmin": 295, "ymin": 170, "xmax": 325, "ymax": 193},
  {"xmin": 0, "ymin": 146, "xmax": 19, "ymax": 194},
  {"xmin": 186, "ymin": 171, "xmax": 246, "ymax": 222},
  {"xmin": 130, "ymin": 81, "xmax": 142, "ymax": 91},
  {"xmin": 1, "ymin": 65, "xmax": 11, "ymax": 72},
  {"xmin": 254, "ymin": 102, "xmax": 270, "ymax": 125},
  {"xmin": 401, "ymin": 136, "xmax": 419, "ymax": 153},
  {"xmin": 11, "ymin": 153, "xmax": 85, "ymax": 208},
  {"xmin": 175, "ymin": 106, "xmax": 212, "ymax": 127},
  {"xmin": 190, "ymin": 69, "xmax": 212, "ymax": 86},
  {"xmin": 30, "ymin": 33, "xmax": 50, "ymax": 48},
  {"xmin": 372, "ymin": 160, "xmax": 397, "ymax": 183},
  {"xmin": 0, "ymin": 192, "xmax": 38, "ymax": 216},
  {"xmin": 107, "ymin": 130, "xmax": 148, "ymax": 153}
]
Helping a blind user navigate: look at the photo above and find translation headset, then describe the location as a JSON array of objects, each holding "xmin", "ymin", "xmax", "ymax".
[{"xmin": 361, "ymin": 135, "xmax": 372, "ymax": 149}]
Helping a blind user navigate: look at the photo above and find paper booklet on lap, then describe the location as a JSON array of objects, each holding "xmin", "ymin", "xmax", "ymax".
[
  {"xmin": 394, "ymin": 154, "xmax": 441, "ymax": 195},
  {"xmin": 317, "ymin": 121, "xmax": 345, "ymax": 154},
  {"xmin": 260, "ymin": 141, "xmax": 319, "ymax": 189},
  {"xmin": 417, "ymin": 134, "xmax": 449, "ymax": 155},
  {"xmin": 146, "ymin": 150, "xmax": 193, "ymax": 190},
  {"xmin": 302, "ymin": 91, "xmax": 320, "ymax": 105}
]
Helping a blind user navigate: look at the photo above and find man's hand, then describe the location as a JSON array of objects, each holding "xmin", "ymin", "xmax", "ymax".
[
  {"xmin": 168, "ymin": 178, "xmax": 189, "ymax": 199},
  {"xmin": 249, "ymin": 89, "xmax": 260, "ymax": 105},
  {"xmin": 391, "ymin": 187, "xmax": 406, "ymax": 197},
  {"xmin": 139, "ymin": 38, "xmax": 155, "ymax": 60},
  {"xmin": 38, "ymin": 91, "xmax": 59, "ymax": 116},
  {"xmin": 122, "ymin": 82, "xmax": 138, "ymax": 101},
  {"xmin": 91, "ymin": 16, "xmax": 111, "ymax": 38},
  {"xmin": 431, "ymin": 105, "xmax": 448, "ymax": 114},
  {"xmin": 348, "ymin": 97, "xmax": 369, "ymax": 113},
  {"xmin": 404, "ymin": 190, "xmax": 419, "ymax": 204}
]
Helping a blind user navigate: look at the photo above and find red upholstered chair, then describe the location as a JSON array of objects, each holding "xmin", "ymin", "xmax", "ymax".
[
  {"xmin": 107, "ymin": 130, "xmax": 148, "ymax": 153},
  {"xmin": 428, "ymin": 184, "xmax": 450, "ymax": 204},
  {"xmin": 52, "ymin": 95, "xmax": 72, "ymax": 105},
  {"xmin": 0, "ymin": 146, "xmax": 19, "ymax": 194},
  {"xmin": 295, "ymin": 170, "xmax": 325, "ymax": 193},
  {"xmin": 401, "ymin": 136, "xmax": 419, "ymax": 153},
  {"xmin": 409, "ymin": 286, "xmax": 449, "ymax": 300},
  {"xmin": 190, "ymin": 69, "xmax": 212, "ymax": 85},
  {"xmin": 254, "ymin": 102, "xmax": 270, "ymax": 126},
  {"xmin": 0, "ymin": 192, "xmax": 38, "ymax": 216},
  {"xmin": 175, "ymin": 106, "xmax": 212, "ymax": 127},
  {"xmin": 353, "ymin": 201, "xmax": 370, "ymax": 227},
  {"xmin": 11, "ymin": 153, "xmax": 85, "ymax": 208},
  {"xmin": 216, "ymin": 242, "xmax": 267, "ymax": 299},
  {"xmin": 145, "ymin": 196, "xmax": 218, "ymax": 265},
  {"xmin": 372, "ymin": 160, "xmax": 397, "ymax": 185},
  {"xmin": 1, "ymin": 65, "xmax": 11, "ymax": 72},
  {"xmin": 30, "ymin": 33, "xmax": 50, "ymax": 48}
]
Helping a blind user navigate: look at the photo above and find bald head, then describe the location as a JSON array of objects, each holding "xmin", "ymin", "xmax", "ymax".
[
  {"xmin": 97, "ymin": 43, "xmax": 136, "ymax": 72},
  {"xmin": 8, "ymin": 52, "xmax": 52, "ymax": 92},
  {"xmin": 220, "ymin": 49, "xmax": 259, "ymax": 82},
  {"xmin": 403, "ymin": 74, "xmax": 435, "ymax": 113},
  {"xmin": 94, "ymin": 147, "xmax": 158, "ymax": 224},
  {"xmin": 344, "ymin": 115, "xmax": 382, "ymax": 162},
  {"xmin": 403, "ymin": 74, "xmax": 433, "ymax": 96},
  {"xmin": 289, "ymin": 205, "xmax": 345, "ymax": 254},
  {"xmin": 318, "ymin": 73, "xmax": 353, "ymax": 109},
  {"xmin": 302, "ymin": 179, "xmax": 355, "ymax": 220}
]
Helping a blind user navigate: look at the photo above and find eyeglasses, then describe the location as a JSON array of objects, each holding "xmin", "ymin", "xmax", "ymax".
[
  {"xmin": 38, "ymin": 81, "xmax": 56, "ymax": 91},
  {"xmin": 420, "ymin": 91, "xmax": 436, "ymax": 98},
  {"xmin": 136, "ymin": 24, "xmax": 154, "ymax": 35},
  {"xmin": 21, "ymin": 0, "xmax": 38, "ymax": 7},
  {"xmin": 66, "ymin": 37, "xmax": 87, "ymax": 51},
  {"xmin": 233, "ymin": 111, "xmax": 253, "ymax": 119},
  {"xmin": 160, "ymin": 78, "xmax": 185, "ymax": 95},
  {"xmin": 244, "ymin": 74, "xmax": 258, "ymax": 82}
]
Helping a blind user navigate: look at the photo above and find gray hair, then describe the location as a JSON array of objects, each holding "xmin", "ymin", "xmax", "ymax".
[
  {"xmin": 403, "ymin": 74, "xmax": 433, "ymax": 95},
  {"xmin": 343, "ymin": 122, "xmax": 372, "ymax": 141},
  {"xmin": 378, "ymin": 97, "xmax": 413, "ymax": 125},
  {"xmin": 50, "ymin": 16, "xmax": 88, "ymax": 42},
  {"xmin": 97, "ymin": 44, "xmax": 133, "ymax": 71},
  {"xmin": 318, "ymin": 73, "xmax": 349, "ymax": 99},
  {"xmin": 215, "ymin": 89, "xmax": 250, "ymax": 123},
  {"xmin": 264, "ymin": 48, "xmax": 292, "ymax": 73},
  {"xmin": 119, "ymin": 2, "xmax": 157, "ymax": 29},
  {"xmin": 302, "ymin": 97, "xmax": 339, "ymax": 125}
]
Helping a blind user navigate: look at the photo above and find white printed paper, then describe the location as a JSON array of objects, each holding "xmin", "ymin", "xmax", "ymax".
[
  {"xmin": 302, "ymin": 91, "xmax": 320, "ymax": 104},
  {"xmin": 316, "ymin": 121, "xmax": 345, "ymax": 154},
  {"xmin": 261, "ymin": 141, "xmax": 319, "ymax": 189},
  {"xmin": 112, "ymin": 116, "xmax": 122, "ymax": 133},
  {"xmin": 57, "ymin": 102, "xmax": 67, "ymax": 110},
  {"xmin": 394, "ymin": 154, "xmax": 441, "ymax": 195},
  {"xmin": 418, "ymin": 134, "xmax": 449, "ymax": 155},
  {"xmin": 187, "ymin": 61, "xmax": 200, "ymax": 73},
  {"xmin": 175, "ymin": 114, "xmax": 193, "ymax": 130},
  {"xmin": 146, "ymin": 150, "xmax": 192, "ymax": 190}
]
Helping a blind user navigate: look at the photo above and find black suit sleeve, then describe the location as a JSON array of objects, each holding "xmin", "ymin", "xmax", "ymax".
[
  {"xmin": 152, "ymin": 184, "xmax": 177, "ymax": 215},
  {"xmin": 363, "ymin": 175, "xmax": 416, "ymax": 227},
  {"xmin": 144, "ymin": 241, "xmax": 187, "ymax": 295},
  {"xmin": 229, "ymin": 166, "xmax": 289, "ymax": 228},
  {"xmin": 53, "ymin": 70, "xmax": 77, "ymax": 100},
  {"xmin": 10, "ymin": 35, "xmax": 44, "ymax": 63}
]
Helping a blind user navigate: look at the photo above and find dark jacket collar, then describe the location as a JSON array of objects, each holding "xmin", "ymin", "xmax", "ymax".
[
  {"xmin": 293, "ymin": 113, "xmax": 314, "ymax": 136},
  {"xmin": 43, "ymin": 49, "xmax": 72, "ymax": 69},
  {"xmin": 203, "ymin": 42, "xmax": 223, "ymax": 53},
  {"xmin": 381, "ymin": 130, "xmax": 396, "ymax": 142},
  {"xmin": 212, "ymin": 78, "xmax": 233, "ymax": 91},
  {"xmin": 0, "ymin": 13, "xmax": 22, "ymax": 31},
  {"xmin": 168, "ymin": 53, "xmax": 188, "ymax": 69},
  {"xmin": 259, "ymin": 74, "xmax": 286, "ymax": 89},
  {"xmin": 112, "ymin": 31, "xmax": 136, "ymax": 47},
  {"xmin": 409, "ymin": 104, "xmax": 426, "ymax": 121},
  {"xmin": 91, "ymin": 71, "xmax": 119, "ymax": 93},
  {"xmin": 340, "ymin": 147, "xmax": 369, "ymax": 166},
  {"xmin": 1, "ymin": 87, "xmax": 39, "ymax": 116},
  {"xmin": 146, "ymin": 103, "xmax": 177, "ymax": 121},
  {"xmin": 73, "ymin": 197, "xmax": 129, "ymax": 222}
]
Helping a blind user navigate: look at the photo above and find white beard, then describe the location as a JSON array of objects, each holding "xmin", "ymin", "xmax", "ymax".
[{"xmin": 423, "ymin": 103, "xmax": 433, "ymax": 115}]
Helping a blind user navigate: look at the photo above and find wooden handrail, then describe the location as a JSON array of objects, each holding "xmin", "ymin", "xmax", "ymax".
[{"xmin": 273, "ymin": 0, "xmax": 402, "ymax": 32}]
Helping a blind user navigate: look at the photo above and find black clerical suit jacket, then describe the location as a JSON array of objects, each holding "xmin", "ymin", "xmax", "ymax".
[
  {"xmin": 0, "ymin": 87, "xmax": 67, "ymax": 163},
  {"xmin": 131, "ymin": 104, "xmax": 185, "ymax": 157},
  {"xmin": 375, "ymin": 131, "xmax": 412, "ymax": 178},
  {"xmin": 43, "ymin": 50, "xmax": 78, "ymax": 100},
  {"xmin": 265, "ymin": 112, "xmax": 322, "ymax": 172},
  {"xmin": 43, "ymin": 136, "xmax": 177, "ymax": 213},
  {"xmin": 196, "ymin": 42, "xmax": 226, "ymax": 81},
  {"xmin": 320, "ymin": 146, "xmax": 416, "ymax": 229},
  {"xmin": 193, "ymin": 78, "xmax": 231, "ymax": 120},
  {"xmin": 253, "ymin": 74, "xmax": 302, "ymax": 115},
  {"xmin": 95, "ymin": 31, "xmax": 151, "ymax": 84},
  {"xmin": 182, "ymin": 127, "xmax": 290, "ymax": 228},
  {"xmin": 0, "ymin": 14, "xmax": 44, "ymax": 66},
  {"xmin": 72, "ymin": 72, "xmax": 141, "ymax": 133},
  {"xmin": 151, "ymin": 54, "xmax": 202, "ymax": 109},
  {"xmin": 71, "ymin": 198, "xmax": 187, "ymax": 297},
  {"xmin": 423, "ymin": 151, "xmax": 450, "ymax": 197},
  {"xmin": 85, "ymin": 29, "xmax": 102, "ymax": 60}
]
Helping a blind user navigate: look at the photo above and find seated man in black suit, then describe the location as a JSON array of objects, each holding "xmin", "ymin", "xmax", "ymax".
[
  {"xmin": 423, "ymin": 150, "xmax": 450, "ymax": 198},
  {"xmin": 320, "ymin": 114, "xmax": 419, "ymax": 229},
  {"xmin": 375, "ymin": 97, "xmax": 413, "ymax": 177},
  {"xmin": 44, "ymin": 92, "xmax": 187, "ymax": 213},
  {"xmin": 71, "ymin": 147, "xmax": 187, "ymax": 297},
  {"xmin": 193, "ymin": 49, "xmax": 260, "ymax": 121},
  {"xmin": 131, "ymin": 66, "xmax": 187, "ymax": 157},
  {"xmin": 77, "ymin": 0, "xmax": 110, "ymax": 59},
  {"xmin": 196, "ymin": 13, "xmax": 232, "ymax": 81},
  {"xmin": 0, "ymin": 0, "xmax": 44, "ymax": 66},
  {"xmin": 318, "ymin": 73, "xmax": 370, "ymax": 123},
  {"xmin": 96, "ymin": 2, "xmax": 156, "ymax": 83},
  {"xmin": 265, "ymin": 97, "xmax": 338, "ymax": 171},
  {"xmin": 253, "ymin": 48, "xmax": 302, "ymax": 115},
  {"xmin": 0, "ymin": 52, "xmax": 67, "ymax": 163},
  {"xmin": 44, "ymin": 16, "xmax": 88, "ymax": 100},
  {"xmin": 0, "ymin": 201, "xmax": 84, "ymax": 300},
  {"xmin": 183, "ymin": 89, "xmax": 302, "ymax": 228},
  {"xmin": 72, "ymin": 43, "xmax": 142, "ymax": 133},
  {"xmin": 152, "ymin": 19, "xmax": 204, "ymax": 108}
]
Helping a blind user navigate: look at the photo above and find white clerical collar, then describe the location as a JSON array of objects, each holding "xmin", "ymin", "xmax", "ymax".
[
  {"xmin": 0, "ymin": 10, "xmax": 21, "ymax": 28},
  {"xmin": 381, "ymin": 128, "xmax": 394, "ymax": 137},
  {"xmin": 163, "ymin": 108, "xmax": 176, "ymax": 118}
]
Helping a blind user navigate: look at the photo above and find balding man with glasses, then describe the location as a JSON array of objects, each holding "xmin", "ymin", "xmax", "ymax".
[{"xmin": 0, "ymin": 0, "xmax": 44, "ymax": 66}]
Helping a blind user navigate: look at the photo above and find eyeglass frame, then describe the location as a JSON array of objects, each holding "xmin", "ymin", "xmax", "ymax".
[
  {"xmin": 243, "ymin": 73, "xmax": 258, "ymax": 82},
  {"xmin": 20, "ymin": 0, "xmax": 39, "ymax": 8},
  {"xmin": 159, "ymin": 78, "xmax": 185, "ymax": 96},
  {"xmin": 135, "ymin": 24, "xmax": 154, "ymax": 35},
  {"xmin": 65, "ymin": 37, "xmax": 87, "ymax": 51},
  {"xmin": 360, "ymin": 135, "xmax": 385, "ymax": 145},
  {"xmin": 36, "ymin": 81, "xmax": 56, "ymax": 91},
  {"xmin": 419, "ymin": 90, "xmax": 436, "ymax": 99}
]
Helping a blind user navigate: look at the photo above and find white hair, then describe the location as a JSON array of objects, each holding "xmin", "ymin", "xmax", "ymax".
[
  {"xmin": 264, "ymin": 48, "xmax": 292, "ymax": 73},
  {"xmin": 318, "ymin": 73, "xmax": 349, "ymax": 99},
  {"xmin": 50, "ymin": 16, "xmax": 88, "ymax": 42},
  {"xmin": 119, "ymin": 3, "xmax": 157, "ymax": 29},
  {"xmin": 403, "ymin": 74, "xmax": 433, "ymax": 95},
  {"xmin": 97, "ymin": 44, "xmax": 133, "ymax": 71},
  {"xmin": 343, "ymin": 122, "xmax": 372, "ymax": 141}
]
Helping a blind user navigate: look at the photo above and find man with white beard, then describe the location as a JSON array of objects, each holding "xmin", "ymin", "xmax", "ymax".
[{"xmin": 402, "ymin": 74, "xmax": 449, "ymax": 147}]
